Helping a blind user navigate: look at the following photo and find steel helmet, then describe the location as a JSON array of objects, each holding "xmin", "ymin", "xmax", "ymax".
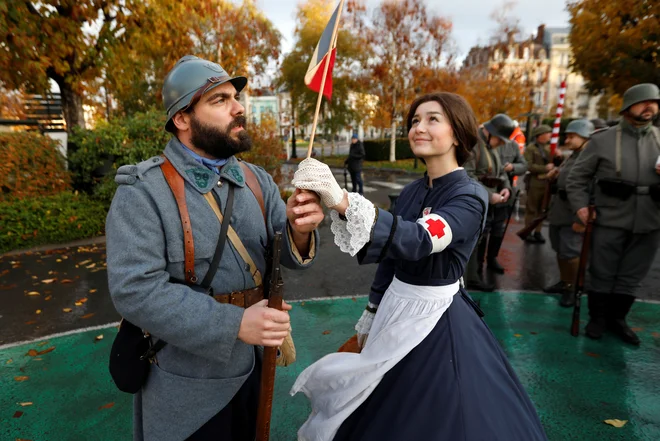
[
  {"xmin": 619, "ymin": 83, "xmax": 660, "ymax": 114},
  {"xmin": 532, "ymin": 124, "xmax": 552, "ymax": 138},
  {"xmin": 162, "ymin": 55, "xmax": 248, "ymax": 131},
  {"xmin": 483, "ymin": 114, "xmax": 516, "ymax": 141},
  {"xmin": 564, "ymin": 119, "xmax": 595, "ymax": 139}
]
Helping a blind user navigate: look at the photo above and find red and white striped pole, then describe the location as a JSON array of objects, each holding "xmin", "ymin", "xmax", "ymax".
[{"xmin": 549, "ymin": 79, "xmax": 566, "ymax": 157}]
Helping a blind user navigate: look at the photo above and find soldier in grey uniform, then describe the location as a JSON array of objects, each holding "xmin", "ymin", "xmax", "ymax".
[
  {"xmin": 464, "ymin": 114, "xmax": 515, "ymax": 291},
  {"xmin": 544, "ymin": 120, "xmax": 594, "ymax": 307},
  {"xmin": 567, "ymin": 83, "xmax": 660, "ymax": 345},
  {"xmin": 477, "ymin": 138, "xmax": 528, "ymax": 273},
  {"xmin": 105, "ymin": 56, "xmax": 323, "ymax": 440},
  {"xmin": 523, "ymin": 125, "xmax": 555, "ymax": 243}
]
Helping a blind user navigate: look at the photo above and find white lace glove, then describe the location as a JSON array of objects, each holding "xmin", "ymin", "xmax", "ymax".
[
  {"xmin": 292, "ymin": 158, "xmax": 345, "ymax": 208},
  {"xmin": 355, "ymin": 302, "xmax": 378, "ymax": 348}
]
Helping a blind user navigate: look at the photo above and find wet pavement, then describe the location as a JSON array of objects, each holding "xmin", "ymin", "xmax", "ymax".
[
  {"xmin": 2, "ymin": 295, "xmax": 659, "ymax": 441},
  {"xmin": 1, "ymin": 167, "xmax": 660, "ymax": 345}
]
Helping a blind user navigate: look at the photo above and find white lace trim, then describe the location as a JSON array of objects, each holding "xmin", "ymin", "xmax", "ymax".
[{"xmin": 330, "ymin": 193, "xmax": 377, "ymax": 256}]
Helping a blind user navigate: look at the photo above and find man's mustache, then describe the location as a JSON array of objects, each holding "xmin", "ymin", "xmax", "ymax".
[{"xmin": 228, "ymin": 115, "xmax": 247, "ymax": 131}]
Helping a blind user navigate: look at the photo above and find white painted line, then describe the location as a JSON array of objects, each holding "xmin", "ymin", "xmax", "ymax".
[
  {"xmin": 0, "ymin": 322, "xmax": 120, "ymax": 350},
  {"xmin": 289, "ymin": 294, "xmax": 368, "ymax": 303}
]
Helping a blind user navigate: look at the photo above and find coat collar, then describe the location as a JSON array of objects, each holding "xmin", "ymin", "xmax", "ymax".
[{"xmin": 163, "ymin": 138, "xmax": 246, "ymax": 193}]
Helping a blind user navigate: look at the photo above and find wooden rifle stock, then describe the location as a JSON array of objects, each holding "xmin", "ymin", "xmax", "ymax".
[
  {"xmin": 517, "ymin": 180, "xmax": 552, "ymax": 240},
  {"xmin": 255, "ymin": 231, "xmax": 284, "ymax": 441},
  {"xmin": 571, "ymin": 206, "xmax": 595, "ymax": 337}
]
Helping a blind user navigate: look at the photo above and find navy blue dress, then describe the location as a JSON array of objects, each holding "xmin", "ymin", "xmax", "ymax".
[{"xmin": 334, "ymin": 169, "xmax": 548, "ymax": 441}]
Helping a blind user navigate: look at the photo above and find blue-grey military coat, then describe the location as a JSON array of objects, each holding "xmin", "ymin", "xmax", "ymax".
[{"xmin": 106, "ymin": 138, "xmax": 318, "ymax": 441}]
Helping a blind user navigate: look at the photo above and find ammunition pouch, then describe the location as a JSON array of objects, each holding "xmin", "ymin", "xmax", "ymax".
[{"xmin": 597, "ymin": 177, "xmax": 636, "ymax": 200}]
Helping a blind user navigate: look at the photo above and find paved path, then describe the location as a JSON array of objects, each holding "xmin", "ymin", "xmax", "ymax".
[{"xmin": 2, "ymin": 294, "xmax": 659, "ymax": 441}]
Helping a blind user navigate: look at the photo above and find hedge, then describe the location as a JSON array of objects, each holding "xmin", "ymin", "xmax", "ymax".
[
  {"xmin": 363, "ymin": 138, "xmax": 415, "ymax": 161},
  {"xmin": 0, "ymin": 192, "xmax": 107, "ymax": 254},
  {"xmin": 0, "ymin": 132, "xmax": 70, "ymax": 202}
]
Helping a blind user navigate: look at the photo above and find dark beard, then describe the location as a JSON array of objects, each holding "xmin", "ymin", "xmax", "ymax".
[
  {"xmin": 189, "ymin": 114, "xmax": 252, "ymax": 159},
  {"xmin": 627, "ymin": 106, "xmax": 658, "ymax": 124}
]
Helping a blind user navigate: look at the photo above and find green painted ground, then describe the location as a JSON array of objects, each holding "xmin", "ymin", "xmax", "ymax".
[{"xmin": 2, "ymin": 292, "xmax": 659, "ymax": 441}]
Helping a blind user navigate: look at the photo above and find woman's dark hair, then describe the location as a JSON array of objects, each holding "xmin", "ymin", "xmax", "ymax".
[{"xmin": 406, "ymin": 92, "xmax": 479, "ymax": 166}]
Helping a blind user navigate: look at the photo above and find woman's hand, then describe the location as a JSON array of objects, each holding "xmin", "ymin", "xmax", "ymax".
[{"xmin": 292, "ymin": 158, "xmax": 345, "ymax": 209}]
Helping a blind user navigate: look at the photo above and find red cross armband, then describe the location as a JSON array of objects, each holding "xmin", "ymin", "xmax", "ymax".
[{"xmin": 417, "ymin": 213, "xmax": 452, "ymax": 253}]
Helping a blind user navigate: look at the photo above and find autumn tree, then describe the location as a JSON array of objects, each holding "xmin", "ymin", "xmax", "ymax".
[
  {"xmin": 277, "ymin": 0, "xmax": 369, "ymax": 157},
  {"xmin": 366, "ymin": 0, "xmax": 453, "ymax": 161},
  {"xmin": 0, "ymin": 83, "xmax": 25, "ymax": 120},
  {"xmin": 568, "ymin": 0, "xmax": 660, "ymax": 94}
]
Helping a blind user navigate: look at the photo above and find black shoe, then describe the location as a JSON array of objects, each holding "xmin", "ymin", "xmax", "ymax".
[
  {"xmin": 585, "ymin": 317, "xmax": 606, "ymax": 339},
  {"xmin": 607, "ymin": 319, "xmax": 641, "ymax": 346},
  {"xmin": 487, "ymin": 258, "xmax": 505, "ymax": 274},
  {"xmin": 559, "ymin": 288, "xmax": 575, "ymax": 308},
  {"xmin": 525, "ymin": 235, "xmax": 539, "ymax": 244},
  {"xmin": 533, "ymin": 232, "xmax": 546, "ymax": 244},
  {"xmin": 544, "ymin": 281, "xmax": 566, "ymax": 294}
]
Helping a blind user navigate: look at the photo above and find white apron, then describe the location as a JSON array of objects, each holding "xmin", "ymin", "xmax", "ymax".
[{"xmin": 290, "ymin": 277, "xmax": 460, "ymax": 441}]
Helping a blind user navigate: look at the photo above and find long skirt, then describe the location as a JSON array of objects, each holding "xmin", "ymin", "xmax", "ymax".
[{"xmin": 292, "ymin": 278, "xmax": 548, "ymax": 441}]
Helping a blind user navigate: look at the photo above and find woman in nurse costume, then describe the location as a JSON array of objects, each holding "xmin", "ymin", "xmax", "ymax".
[{"xmin": 291, "ymin": 92, "xmax": 548, "ymax": 441}]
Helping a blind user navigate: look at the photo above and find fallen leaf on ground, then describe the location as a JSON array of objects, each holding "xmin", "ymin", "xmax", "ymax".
[
  {"xmin": 322, "ymin": 330, "xmax": 331, "ymax": 335},
  {"xmin": 86, "ymin": 263, "xmax": 96, "ymax": 269},
  {"xmin": 27, "ymin": 291, "xmax": 40, "ymax": 296},
  {"xmin": 75, "ymin": 302, "xmax": 83, "ymax": 306},
  {"xmin": 13, "ymin": 411, "xmax": 23, "ymax": 418},
  {"xmin": 31, "ymin": 276, "xmax": 38, "ymax": 280},
  {"xmin": 6, "ymin": 359, "xmax": 12, "ymax": 364},
  {"xmin": 300, "ymin": 302, "xmax": 305, "ymax": 306},
  {"xmin": 77, "ymin": 298, "xmax": 88, "ymax": 303},
  {"xmin": 652, "ymin": 332, "xmax": 660, "ymax": 338},
  {"xmin": 60, "ymin": 279, "xmax": 73, "ymax": 284},
  {"xmin": 586, "ymin": 352, "xmax": 601, "ymax": 358},
  {"xmin": 12, "ymin": 264, "xmax": 21, "ymax": 269},
  {"xmin": 37, "ymin": 341, "xmax": 48, "ymax": 346},
  {"xmin": 81, "ymin": 313, "xmax": 96, "ymax": 319},
  {"xmin": 95, "ymin": 334, "xmax": 104, "ymax": 341},
  {"xmin": 0, "ymin": 284, "xmax": 18, "ymax": 290},
  {"xmin": 352, "ymin": 297, "xmax": 356, "ymax": 302},
  {"xmin": 89, "ymin": 289, "xmax": 97, "ymax": 293},
  {"xmin": 25, "ymin": 320, "xmax": 37, "ymax": 325},
  {"xmin": 62, "ymin": 308, "xmax": 72, "ymax": 313},
  {"xmin": 56, "ymin": 259, "xmax": 62, "ymax": 262},
  {"xmin": 99, "ymin": 402, "xmax": 114, "ymax": 410},
  {"xmin": 37, "ymin": 347, "xmax": 55, "ymax": 355},
  {"xmin": 44, "ymin": 295, "xmax": 52, "ymax": 301},
  {"xmin": 35, "ymin": 310, "xmax": 41, "ymax": 315},
  {"xmin": 14, "ymin": 376, "xmax": 29, "ymax": 382},
  {"xmin": 41, "ymin": 278, "xmax": 56, "ymax": 284},
  {"xmin": 604, "ymin": 419, "xmax": 627, "ymax": 428},
  {"xmin": 18, "ymin": 402, "xmax": 33, "ymax": 406},
  {"xmin": 26, "ymin": 350, "xmax": 38, "ymax": 357},
  {"xmin": 78, "ymin": 260, "xmax": 92, "ymax": 266},
  {"xmin": 530, "ymin": 331, "xmax": 538, "ymax": 335},
  {"xmin": 513, "ymin": 334, "xmax": 523, "ymax": 338}
]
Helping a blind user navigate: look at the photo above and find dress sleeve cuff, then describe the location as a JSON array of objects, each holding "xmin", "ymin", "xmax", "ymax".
[
  {"xmin": 286, "ymin": 222, "xmax": 316, "ymax": 265},
  {"xmin": 330, "ymin": 193, "xmax": 377, "ymax": 256}
]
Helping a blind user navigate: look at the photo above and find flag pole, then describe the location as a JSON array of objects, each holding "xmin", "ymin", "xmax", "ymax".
[
  {"xmin": 306, "ymin": 0, "xmax": 346, "ymax": 159},
  {"xmin": 549, "ymin": 78, "xmax": 567, "ymax": 158}
]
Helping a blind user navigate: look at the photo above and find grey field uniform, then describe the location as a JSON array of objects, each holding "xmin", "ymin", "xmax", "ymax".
[
  {"xmin": 545, "ymin": 119, "xmax": 594, "ymax": 306},
  {"xmin": 566, "ymin": 120, "xmax": 660, "ymax": 338},
  {"xmin": 464, "ymin": 132, "xmax": 511, "ymax": 285},
  {"xmin": 523, "ymin": 128, "xmax": 553, "ymax": 238},
  {"xmin": 106, "ymin": 55, "xmax": 319, "ymax": 440}
]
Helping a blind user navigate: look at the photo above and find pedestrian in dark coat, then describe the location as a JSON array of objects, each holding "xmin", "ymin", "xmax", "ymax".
[{"xmin": 345, "ymin": 134, "xmax": 365, "ymax": 194}]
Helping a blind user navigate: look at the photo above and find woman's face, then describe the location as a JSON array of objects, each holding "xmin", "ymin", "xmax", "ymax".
[{"xmin": 408, "ymin": 101, "xmax": 456, "ymax": 160}]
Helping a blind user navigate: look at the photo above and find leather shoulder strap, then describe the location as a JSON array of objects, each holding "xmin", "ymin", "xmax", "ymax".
[
  {"xmin": 239, "ymin": 162, "xmax": 267, "ymax": 226},
  {"xmin": 160, "ymin": 158, "xmax": 197, "ymax": 284}
]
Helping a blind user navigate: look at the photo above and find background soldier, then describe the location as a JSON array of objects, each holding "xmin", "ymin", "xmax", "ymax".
[
  {"xmin": 566, "ymin": 83, "xmax": 660, "ymax": 345},
  {"xmin": 464, "ymin": 114, "xmax": 515, "ymax": 290},
  {"xmin": 544, "ymin": 119, "xmax": 594, "ymax": 307},
  {"xmin": 523, "ymin": 125, "xmax": 555, "ymax": 243},
  {"xmin": 344, "ymin": 134, "xmax": 365, "ymax": 195},
  {"xmin": 478, "ymin": 138, "xmax": 528, "ymax": 273}
]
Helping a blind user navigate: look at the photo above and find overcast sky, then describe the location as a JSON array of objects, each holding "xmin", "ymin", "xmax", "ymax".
[{"xmin": 256, "ymin": 0, "xmax": 572, "ymax": 60}]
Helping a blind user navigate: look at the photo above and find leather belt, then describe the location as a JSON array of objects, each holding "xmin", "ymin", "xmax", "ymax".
[{"xmin": 214, "ymin": 286, "xmax": 264, "ymax": 308}]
